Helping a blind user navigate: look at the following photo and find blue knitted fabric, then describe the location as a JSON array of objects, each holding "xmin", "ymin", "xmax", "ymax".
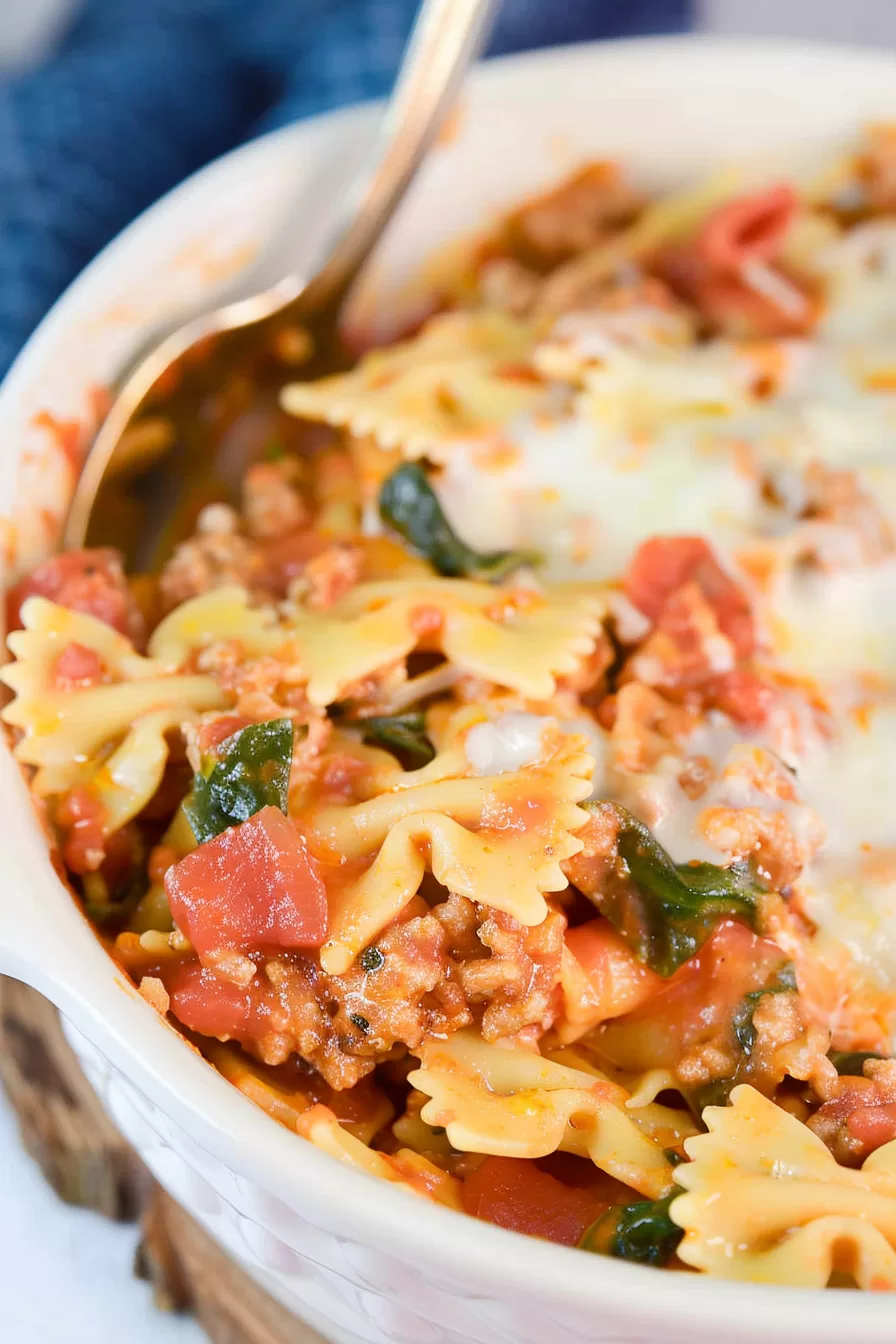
[{"xmin": 0, "ymin": 0, "xmax": 691, "ymax": 376}]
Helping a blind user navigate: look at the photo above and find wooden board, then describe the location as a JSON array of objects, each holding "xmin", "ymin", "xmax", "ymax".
[{"xmin": 0, "ymin": 975, "xmax": 325, "ymax": 1344}]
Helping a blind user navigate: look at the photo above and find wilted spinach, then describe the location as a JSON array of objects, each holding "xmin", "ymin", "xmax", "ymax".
[
  {"xmin": 379, "ymin": 462, "xmax": 540, "ymax": 581},
  {"xmin": 184, "ymin": 718, "xmax": 294, "ymax": 844},
  {"xmin": 828, "ymin": 1050, "xmax": 886, "ymax": 1076},
  {"xmin": 587, "ymin": 802, "xmax": 762, "ymax": 977},
  {"xmin": 580, "ymin": 1193, "xmax": 683, "ymax": 1267},
  {"xmin": 359, "ymin": 710, "xmax": 436, "ymax": 769}
]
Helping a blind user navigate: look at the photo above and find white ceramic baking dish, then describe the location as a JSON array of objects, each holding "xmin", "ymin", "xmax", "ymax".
[{"xmin": 3, "ymin": 37, "xmax": 896, "ymax": 1344}]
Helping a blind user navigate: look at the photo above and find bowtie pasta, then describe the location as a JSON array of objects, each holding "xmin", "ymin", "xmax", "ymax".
[{"xmin": 11, "ymin": 129, "xmax": 896, "ymax": 1287}]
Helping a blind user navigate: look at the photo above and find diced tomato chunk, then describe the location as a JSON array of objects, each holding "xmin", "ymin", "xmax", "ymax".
[
  {"xmin": 658, "ymin": 186, "xmax": 807, "ymax": 340},
  {"xmin": 165, "ymin": 806, "xmax": 328, "ymax": 957},
  {"xmin": 623, "ymin": 535, "xmax": 755, "ymax": 658},
  {"xmin": 847, "ymin": 1102, "xmax": 896, "ymax": 1151},
  {"xmin": 461, "ymin": 1157, "xmax": 619, "ymax": 1247},
  {"xmin": 697, "ymin": 185, "xmax": 797, "ymax": 272},
  {"xmin": 657, "ymin": 238, "xmax": 813, "ymax": 338},
  {"xmin": 624, "ymin": 536, "xmax": 708, "ymax": 621},
  {"xmin": 197, "ymin": 715, "xmax": 255, "ymax": 754},
  {"xmin": 167, "ymin": 961, "xmax": 274, "ymax": 1042},
  {"xmin": 259, "ymin": 529, "xmax": 328, "ymax": 597},
  {"xmin": 812, "ymin": 1077, "xmax": 896, "ymax": 1161},
  {"xmin": 707, "ymin": 667, "xmax": 776, "ymax": 728},
  {"xmin": 56, "ymin": 786, "xmax": 107, "ymax": 873},
  {"xmin": 7, "ymin": 547, "xmax": 142, "ymax": 642},
  {"xmin": 566, "ymin": 919, "xmax": 661, "ymax": 1023},
  {"xmin": 695, "ymin": 267, "xmax": 815, "ymax": 339},
  {"xmin": 597, "ymin": 920, "xmax": 789, "ymax": 1071},
  {"xmin": 52, "ymin": 642, "xmax": 107, "ymax": 690}
]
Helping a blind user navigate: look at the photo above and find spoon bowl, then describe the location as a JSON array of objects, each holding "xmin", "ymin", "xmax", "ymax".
[{"xmin": 64, "ymin": 0, "xmax": 498, "ymax": 569}]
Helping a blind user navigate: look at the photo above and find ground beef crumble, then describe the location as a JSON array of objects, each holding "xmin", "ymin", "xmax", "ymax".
[
  {"xmin": 241, "ymin": 460, "xmax": 308, "ymax": 540},
  {"xmin": 505, "ymin": 162, "xmax": 644, "ymax": 271},
  {"xmin": 435, "ymin": 893, "xmax": 566, "ymax": 1042},
  {"xmin": 226, "ymin": 894, "xmax": 570, "ymax": 1088},
  {"xmin": 159, "ymin": 528, "xmax": 268, "ymax": 611},
  {"xmin": 236, "ymin": 913, "xmax": 472, "ymax": 1090}
]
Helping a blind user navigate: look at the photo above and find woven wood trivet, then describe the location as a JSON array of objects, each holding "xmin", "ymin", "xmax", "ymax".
[{"xmin": 0, "ymin": 975, "xmax": 325, "ymax": 1344}]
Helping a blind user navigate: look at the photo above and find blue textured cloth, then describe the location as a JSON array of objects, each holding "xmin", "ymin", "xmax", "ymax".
[{"xmin": 0, "ymin": 0, "xmax": 691, "ymax": 377}]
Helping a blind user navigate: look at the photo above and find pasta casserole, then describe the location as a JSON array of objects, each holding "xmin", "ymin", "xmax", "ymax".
[{"xmin": 10, "ymin": 128, "xmax": 896, "ymax": 1286}]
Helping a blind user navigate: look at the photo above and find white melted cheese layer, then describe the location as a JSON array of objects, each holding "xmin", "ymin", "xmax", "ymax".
[
  {"xmin": 436, "ymin": 308, "xmax": 896, "ymax": 986},
  {"xmin": 790, "ymin": 709, "xmax": 896, "ymax": 983},
  {"xmin": 437, "ymin": 316, "xmax": 896, "ymax": 586},
  {"xmin": 438, "ymin": 414, "xmax": 765, "ymax": 583},
  {"xmin": 630, "ymin": 702, "xmax": 896, "ymax": 985},
  {"xmin": 464, "ymin": 712, "xmax": 551, "ymax": 776},
  {"xmin": 767, "ymin": 561, "xmax": 896, "ymax": 682}
]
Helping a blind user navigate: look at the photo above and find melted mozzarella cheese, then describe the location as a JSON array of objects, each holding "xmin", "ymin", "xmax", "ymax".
[
  {"xmin": 438, "ymin": 414, "xmax": 765, "ymax": 582},
  {"xmin": 797, "ymin": 704, "xmax": 896, "ymax": 858},
  {"xmin": 464, "ymin": 711, "xmax": 609, "ymax": 797},
  {"xmin": 818, "ymin": 220, "xmax": 896, "ymax": 343},
  {"xmin": 766, "ymin": 561, "xmax": 896, "ymax": 682},
  {"xmin": 785, "ymin": 704, "xmax": 896, "ymax": 983},
  {"xmin": 437, "ymin": 319, "xmax": 896, "ymax": 583},
  {"xmin": 433, "ymin": 306, "xmax": 896, "ymax": 986},
  {"xmin": 464, "ymin": 712, "xmax": 552, "ymax": 776},
  {"xmin": 798, "ymin": 857, "xmax": 896, "ymax": 986}
]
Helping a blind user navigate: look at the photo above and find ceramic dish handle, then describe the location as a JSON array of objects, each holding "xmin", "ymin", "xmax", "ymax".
[{"xmin": 0, "ymin": 748, "xmax": 104, "ymax": 1007}]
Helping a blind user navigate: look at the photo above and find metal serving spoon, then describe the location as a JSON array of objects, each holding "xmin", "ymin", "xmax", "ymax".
[{"xmin": 64, "ymin": 0, "xmax": 498, "ymax": 567}]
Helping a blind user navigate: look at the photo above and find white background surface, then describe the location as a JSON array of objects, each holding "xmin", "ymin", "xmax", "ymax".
[
  {"xmin": 4, "ymin": 3, "xmax": 896, "ymax": 1343},
  {"xmin": 0, "ymin": 1087, "xmax": 202, "ymax": 1344}
]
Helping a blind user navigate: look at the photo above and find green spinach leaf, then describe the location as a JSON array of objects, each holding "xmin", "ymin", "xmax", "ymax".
[
  {"xmin": 828, "ymin": 1050, "xmax": 886, "ymax": 1076},
  {"xmin": 731, "ymin": 962, "xmax": 797, "ymax": 1056},
  {"xmin": 358, "ymin": 710, "xmax": 436, "ymax": 769},
  {"xmin": 580, "ymin": 1193, "xmax": 683, "ymax": 1267},
  {"xmin": 379, "ymin": 462, "xmax": 540, "ymax": 581},
  {"xmin": 588, "ymin": 802, "xmax": 762, "ymax": 977},
  {"xmin": 185, "ymin": 718, "xmax": 294, "ymax": 844}
]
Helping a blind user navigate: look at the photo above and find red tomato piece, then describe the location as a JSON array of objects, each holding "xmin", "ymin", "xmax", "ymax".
[
  {"xmin": 196, "ymin": 715, "xmax": 255, "ymax": 755},
  {"xmin": 167, "ymin": 961, "xmax": 275, "ymax": 1042},
  {"xmin": 52, "ymin": 642, "xmax": 107, "ymax": 690},
  {"xmin": 461, "ymin": 1157, "xmax": 616, "ymax": 1247},
  {"xmin": 623, "ymin": 535, "xmax": 755, "ymax": 658},
  {"xmin": 707, "ymin": 667, "xmax": 776, "ymax": 729},
  {"xmin": 7, "ymin": 547, "xmax": 141, "ymax": 641},
  {"xmin": 566, "ymin": 919, "xmax": 662, "ymax": 1023},
  {"xmin": 657, "ymin": 240, "xmax": 813, "ymax": 339},
  {"xmin": 812, "ymin": 1076, "xmax": 896, "ymax": 1161},
  {"xmin": 697, "ymin": 184, "xmax": 797, "ymax": 272},
  {"xmin": 259, "ymin": 529, "xmax": 328, "ymax": 597},
  {"xmin": 597, "ymin": 920, "xmax": 789, "ymax": 1072},
  {"xmin": 847, "ymin": 1102, "xmax": 896, "ymax": 1152},
  {"xmin": 56, "ymin": 786, "xmax": 107, "ymax": 873},
  {"xmin": 695, "ymin": 267, "xmax": 814, "ymax": 339},
  {"xmin": 165, "ymin": 806, "xmax": 328, "ymax": 957},
  {"xmin": 624, "ymin": 536, "xmax": 718, "ymax": 621}
]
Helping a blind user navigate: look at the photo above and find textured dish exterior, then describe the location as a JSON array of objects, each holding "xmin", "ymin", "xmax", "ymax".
[
  {"xmin": 8, "ymin": 39, "xmax": 896, "ymax": 1344},
  {"xmin": 66, "ymin": 1022, "xmax": 644, "ymax": 1344}
]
